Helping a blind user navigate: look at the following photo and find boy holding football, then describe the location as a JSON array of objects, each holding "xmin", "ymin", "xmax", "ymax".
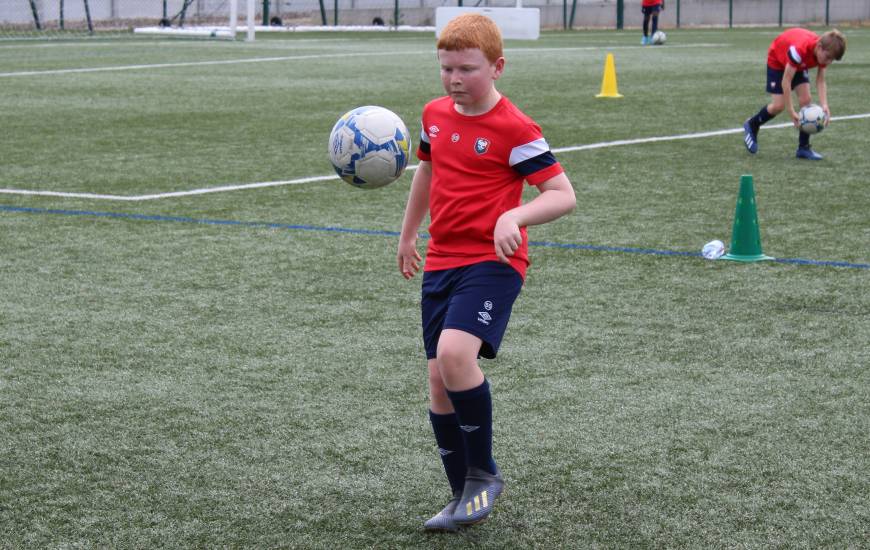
[
  {"xmin": 396, "ymin": 13, "xmax": 575, "ymax": 531},
  {"xmin": 743, "ymin": 28, "xmax": 846, "ymax": 160}
]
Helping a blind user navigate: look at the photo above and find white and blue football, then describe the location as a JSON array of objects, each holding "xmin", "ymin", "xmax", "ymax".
[
  {"xmin": 328, "ymin": 106, "xmax": 411, "ymax": 189},
  {"xmin": 799, "ymin": 104, "xmax": 826, "ymax": 135}
]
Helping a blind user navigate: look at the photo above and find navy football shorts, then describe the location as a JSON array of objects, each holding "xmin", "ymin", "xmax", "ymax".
[
  {"xmin": 421, "ymin": 261, "xmax": 523, "ymax": 360},
  {"xmin": 766, "ymin": 65, "xmax": 810, "ymax": 95},
  {"xmin": 642, "ymin": 5, "xmax": 662, "ymax": 15}
]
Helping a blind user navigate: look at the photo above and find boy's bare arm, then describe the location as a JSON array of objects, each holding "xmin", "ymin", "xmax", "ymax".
[
  {"xmin": 398, "ymin": 161, "xmax": 432, "ymax": 279},
  {"xmin": 493, "ymin": 173, "xmax": 576, "ymax": 264},
  {"xmin": 782, "ymin": 64, "xmax": 800, "ymax": 126},
  {"xmin": 816, "ymin": 66, "xmax": 830, "ymax": 123}
]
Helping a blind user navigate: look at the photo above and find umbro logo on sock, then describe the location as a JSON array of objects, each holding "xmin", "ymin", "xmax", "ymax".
[
  {"xmin": 438, "ymin": 447, "xmax": 454, "ymax": 456},
  {"xmin": 460, "ymin": 425, "xmax": 480, "ymax": 432}
]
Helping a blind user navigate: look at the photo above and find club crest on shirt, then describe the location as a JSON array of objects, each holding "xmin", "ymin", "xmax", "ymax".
[{"xmin": 474, "ymin": 137, "xmax": 490, "ymax": 155}]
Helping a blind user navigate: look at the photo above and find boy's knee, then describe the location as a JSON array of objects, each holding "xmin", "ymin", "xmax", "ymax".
[
  {"xmin": 436, "ymin": 347, "xmax": 467, "ymax": 375},
  {"xmin": 435, "ymin": 346, "xmax": 480, "ymax": 389},
  {"xmin": 434, "ymin": 329, "xmax": 484, "ymax": 389}
]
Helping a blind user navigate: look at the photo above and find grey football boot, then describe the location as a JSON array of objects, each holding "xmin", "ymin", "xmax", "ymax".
[
  {"xmin": 423, "ymin": 491, "xmax": 462, "ymax": 532},
  {"xmin": 452, "ymin": 467, "xmax": 505, "ymax": 525}
]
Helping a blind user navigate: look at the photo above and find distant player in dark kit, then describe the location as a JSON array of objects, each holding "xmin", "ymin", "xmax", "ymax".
[
  {"xmin": 641, "ymin": 0, "xmax": 664, "ymax": 45},
  {"xmin": 397, "ymin": 13, "xmax": 576, "ymax": 531},
  {"xmin": 743, "ymin": 28, "xmax": 846, "ymax": 160}
]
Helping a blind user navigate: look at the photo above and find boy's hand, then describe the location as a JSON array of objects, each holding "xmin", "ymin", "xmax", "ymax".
[
  {"xmin": 494, "ymin": 212, "xmax": 522, "ymax": 265},
  {"xmin": 822, "ymin": 104, "xmax": 831, "ymax": 126},
  {"xmin": 397, "ymin": 238, "xmax": 422, "ymax": 279},
  {"xmin": 790, "ymin": 110, "xmax": 801, "ymax": 128}
]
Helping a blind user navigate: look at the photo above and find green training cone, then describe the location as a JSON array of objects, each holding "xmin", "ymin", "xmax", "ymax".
[{"xmin": 722, "ymin": 174, "xmax": 774, "ymax": 262}]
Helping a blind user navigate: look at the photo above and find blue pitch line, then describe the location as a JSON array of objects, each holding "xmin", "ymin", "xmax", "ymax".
[
  {"xmin": 2, "ymin": 204, "xmax": 868, "ymax": 270},
  {"xmin": 0, "ymin": 205, "xmax": 400, "ymax": 237}
]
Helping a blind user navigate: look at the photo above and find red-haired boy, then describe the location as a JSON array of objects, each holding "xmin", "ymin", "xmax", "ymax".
[{"xmin": 397, "ymin": 13, "xmax": 576, "ymax": 531}]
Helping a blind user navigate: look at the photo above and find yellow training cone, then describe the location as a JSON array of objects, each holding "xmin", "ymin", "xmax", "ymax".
[{"xmin": 596, "ymin": 53, "xmax": 623, "ymax": 98}]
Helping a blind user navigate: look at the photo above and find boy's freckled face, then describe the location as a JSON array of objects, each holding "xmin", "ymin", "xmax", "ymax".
[{"xmin": 438, "ymin": 48, "xmax": 503, "ymax": 109}]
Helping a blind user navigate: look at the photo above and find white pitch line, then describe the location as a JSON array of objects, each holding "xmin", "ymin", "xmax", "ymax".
[
  {"xmin": 554, "ymin": 113, "xmax": 870, "ymax": 154},
  {"xmin": 0, "ymin": 189, "xmax": 139, "ymax": 200},
  {"xmin": 0, "ymin": 174, "xmax": 340, "ymax": 201},
  {"xmin": 0, "ymin": 51, "xmax": 403, "ymax": 78},
  {"xmin": 0, "ymin": 43, "xmax": 726, "ymax": 78},
  {"xmin": 2, "ymin": 113, "xmax": 868, "ymax": 202}
]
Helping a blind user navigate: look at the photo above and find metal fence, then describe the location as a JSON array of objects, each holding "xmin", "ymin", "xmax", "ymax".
[{"xmin": 2, "ymin": 0, "xmax": 868, "ymax": 34}]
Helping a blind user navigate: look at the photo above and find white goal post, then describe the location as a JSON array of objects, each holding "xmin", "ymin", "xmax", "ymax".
[{"xmin": 133, "ymin": 0, "xmax": 256, "ymax": 41}]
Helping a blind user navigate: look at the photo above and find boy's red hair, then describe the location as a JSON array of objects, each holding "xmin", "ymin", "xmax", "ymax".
[{"xmin": 437, "ymin": 13, "xmax": 503, "ymax": 64}]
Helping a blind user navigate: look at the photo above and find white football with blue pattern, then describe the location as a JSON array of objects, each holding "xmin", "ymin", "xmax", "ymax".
[
  {"xmin": 799, "ymin": 104, "xmax": 826, "ymax": 135},
  {"xmin": 328, "ymin": 106, "xmax": 411, "ymax": 189}
]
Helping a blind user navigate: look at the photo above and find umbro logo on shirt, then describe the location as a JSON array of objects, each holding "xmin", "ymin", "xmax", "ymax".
[{"xmin": 428, "ymin": 125, "xmax": 440, "ymax": 138}]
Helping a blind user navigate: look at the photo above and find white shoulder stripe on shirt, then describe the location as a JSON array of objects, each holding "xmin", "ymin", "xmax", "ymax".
[
  {"xmin": 788, "ymin": 45, "xmax": 802, "ymax": 65},
  {"xmin": 509, "ymin": 138, "xmax": 550, "ymax": 166}
]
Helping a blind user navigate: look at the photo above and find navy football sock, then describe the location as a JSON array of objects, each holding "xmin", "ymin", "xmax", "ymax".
[
  {"xmin": 642, "ymin": 16, "xmax": 650, "ymax": 37},
  {"xmin": 651, "ymin": 15, "xmax": 659, "ymax": 35},
  {"xmin": 751, "ymin": 106, "xmax": 774, "ymax": 130},
  {"xmin": 429, "ymin": 410, "xmax": 467, "ymax": 494},
  {"xmin": 799, "ymin": 130, "xmax": 810, "ymax": 149},
  {"xmin": 447, "ymin": 380, "xmax": 497, "ymax": 475}
]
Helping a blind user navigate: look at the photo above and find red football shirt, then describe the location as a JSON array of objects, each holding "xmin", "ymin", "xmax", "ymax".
[
  {"xmin": 416, "ymin": 96, "xmax": 563, "ymax": 279},
  {"xmin": 767, "ymin": 28, "xmax": 824, "ymax": 71},
  {"xmin": 642, "ymin": 0, "xmax": 663, "ymax": 7}
]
